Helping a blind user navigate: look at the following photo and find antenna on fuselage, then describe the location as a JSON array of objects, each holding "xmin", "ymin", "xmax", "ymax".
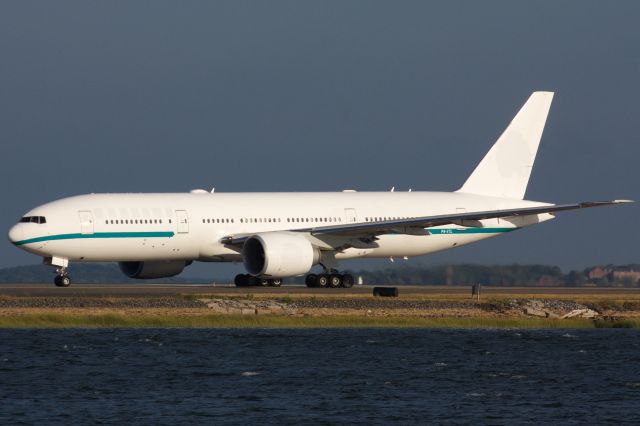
[{"xmin": 211, "ymin": 187, "xmax": 215, "ymax": 193}]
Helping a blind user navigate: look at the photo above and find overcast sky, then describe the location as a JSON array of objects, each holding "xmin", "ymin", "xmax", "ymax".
[{"xmin": 1, "ymin": 1, "xmax": 638, "ymax": 276}]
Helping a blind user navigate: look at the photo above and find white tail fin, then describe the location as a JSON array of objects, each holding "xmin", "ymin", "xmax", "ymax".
[{"xmin": 457, "ymin": 91, "xmax": 554, "ymax": 199}]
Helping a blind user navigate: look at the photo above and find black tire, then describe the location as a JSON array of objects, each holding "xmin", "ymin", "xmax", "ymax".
[
  {"xmin": 342, "ymin": 274, "xmax": 354, "ymax": 288},
  {"xmin": 234, "ymin": 274, "xmax": 248, "ymax": 287},
  {"xmin": 259, "ymin": 278, "xmax": 270, "ymax": 287},
  {"xmin": 329, "ymin": 274, "xmax": 342, "ymax": 288},
  {"xmin": 316, "ymin": 274, "xmax": 329, "ymax": 288},
  {"xmin": 270, "ymin": 278, "xmax": 283, "ymax": 287},
  {"xmin": 305, "ymin": 274, "xmax": 317, "ymax": 287},
  {"xmin": 55, "ymin": 275, "xmax": 71, "ymax": 287}
]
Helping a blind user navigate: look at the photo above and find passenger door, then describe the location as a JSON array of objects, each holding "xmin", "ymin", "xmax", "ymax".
[
  {"xmin": 175, "ymin": 210, "xmax": 189, "ymax": 234},
  {"xmin": 78, "ymin": 211, "xmax": 94, "ymax": 235},
  {"xmin": 344, "ymin": 208, "xmax": 357, "ymax": 224}
]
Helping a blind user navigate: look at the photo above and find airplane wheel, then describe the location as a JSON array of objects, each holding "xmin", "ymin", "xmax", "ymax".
[
  {"xmin": 270, "ymin": 278, "xmax": 283, "ymax": 287},
  {"xmin": 259, "ymin": 278, "xmax": 270, "ymax": 287},
  {"xmin": 234, "ymin": 274, "xmax": 249, "ymax": 287},
  {"xmin": 342, "ymin": 274, "xmax": 354, "ymax": 288},
  {"xmin": 329, "ymin": 274, "xmax": 342, "ymax": 288},
  {"xmin": 55, "ymin": 275, "xmax": 71, "ymax": 287},
  {"xmin": 305, "ymin": 274, "xmax": 317, "ymax": 287},
  {"xmin": 316, "ymin": 274, "xmax": 329, "ymax": 288}
]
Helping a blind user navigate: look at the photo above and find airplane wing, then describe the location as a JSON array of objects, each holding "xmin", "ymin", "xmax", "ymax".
[{"xmin": 220, "ymin": 199, "xmax": 632, "ymax": 246}]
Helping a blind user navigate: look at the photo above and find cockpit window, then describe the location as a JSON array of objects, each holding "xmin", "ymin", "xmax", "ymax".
[{"xmin": 20, "ymin": 216, "xmax": 46, "ymax": 224}]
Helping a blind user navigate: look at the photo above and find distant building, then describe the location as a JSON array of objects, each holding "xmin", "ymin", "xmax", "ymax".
[
  {"xmin": 585, "ymin": 265, "xmax": 640, "ymax": 285},
  {"xmin": 612, "ymin": 270, "xmax": 640, "ymax": 284},
  {"xmin": 586, "ymin": 267, "xmax": 610, "ymax": 280}
]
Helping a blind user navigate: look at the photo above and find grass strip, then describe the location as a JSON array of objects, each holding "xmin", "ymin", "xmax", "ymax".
[{"xmin": 0, "ymin": 313, "xmax": 638, "ymax": 329}]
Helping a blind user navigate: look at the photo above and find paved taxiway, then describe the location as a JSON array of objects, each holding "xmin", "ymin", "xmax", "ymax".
[{"xmin": 1, "ymin": 283, "xmax": 639, "ymax": 298}]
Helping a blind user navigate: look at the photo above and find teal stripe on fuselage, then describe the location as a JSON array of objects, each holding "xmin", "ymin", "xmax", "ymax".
[
  {"xmin": 12, "ymin": 227, "xmax": 513, "ymax": 247},
  {"xmin": 426, "ymin": 227, "xmax": 516, "ymax": 235},
  {"xmin": 386, "ymin": 227, "xmax": 516, "ymax": 235},
  {"xmin": 13, "ymin": 231, "xmax": 175, "ymax": 246}
]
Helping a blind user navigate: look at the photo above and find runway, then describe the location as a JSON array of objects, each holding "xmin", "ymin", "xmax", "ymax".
[{"xmin": 0, "ymin": 283, "xmax": 639, "ymax": 298}]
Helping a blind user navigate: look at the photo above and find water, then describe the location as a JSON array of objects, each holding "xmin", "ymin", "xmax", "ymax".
[{"xmin": 1, "ymin": 329, "xmax": 639, "ymax": 424}]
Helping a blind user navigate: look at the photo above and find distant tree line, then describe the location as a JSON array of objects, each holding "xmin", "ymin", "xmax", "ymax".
[
  {"xmin": 1, "ymin": 262, "xmax": 639, "ymax": 287},
  {"xmin": 346, "ymin": 264, "xmax": 640, "ymax": 287}
]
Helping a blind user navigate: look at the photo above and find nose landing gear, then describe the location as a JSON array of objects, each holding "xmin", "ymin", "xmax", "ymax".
[
  {"xmin": 43, "ymin": 257, "xmax": 71, "ymax": 287},
  {"xmin": 54, "ymin": 268, "xmax": 71, "ymax": 287}
]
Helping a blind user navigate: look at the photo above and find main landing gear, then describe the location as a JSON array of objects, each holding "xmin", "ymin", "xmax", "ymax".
[
  {"xmin": 234, "ymin": 274, "xmax": 283, "ymax": 287},
  {"xmin": 305, "ymin": 272, "xmax": 354, "ymax": 288},
  {"xmin": 54, "ymin": 267, "xmax": 71, "ymax": 287}
]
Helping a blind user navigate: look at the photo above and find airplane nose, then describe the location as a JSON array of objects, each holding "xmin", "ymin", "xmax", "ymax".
[{"xmin": 8, "ymin": 224, "xmax": 22, "ymax": 244}]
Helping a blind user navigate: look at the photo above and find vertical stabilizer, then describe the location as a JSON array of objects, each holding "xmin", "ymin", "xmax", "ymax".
[{"xmin": 457, "ymin": 91, "xmax": 554, "ymax": 199}]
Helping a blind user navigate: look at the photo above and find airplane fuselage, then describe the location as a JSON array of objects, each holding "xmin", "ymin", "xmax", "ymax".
[{"xmin": 8, "ymin": 191, "xmax": 552, "ymax": 264}]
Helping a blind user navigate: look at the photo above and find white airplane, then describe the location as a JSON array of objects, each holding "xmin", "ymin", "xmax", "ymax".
[{"xmin": 7, "ymin": 92, "xmax": 631, "ymax": 287}]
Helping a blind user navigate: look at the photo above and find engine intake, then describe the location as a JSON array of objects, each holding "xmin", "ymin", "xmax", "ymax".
[
  {"xmin": 243, "ymin": 232, "xmax": 320, "ymax": 278},
  {"xmin": 119, "ymin": 261, "xmax": 188, "ymax": 279}
]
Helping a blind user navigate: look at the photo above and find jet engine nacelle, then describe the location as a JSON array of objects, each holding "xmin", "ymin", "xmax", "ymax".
[
  {"xmin": 119, "ymin": 260, "xmax": 188, "ymax": 279},
  {"xmin": 242, "ymin": 232, "xmax": 320, "ymax": 278}
]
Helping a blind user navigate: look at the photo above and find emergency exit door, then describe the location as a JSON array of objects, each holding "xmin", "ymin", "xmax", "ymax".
[
  {"xmin": 175, "ymin": 210, "xmax": 189, "ymax": 233},
  {"xmin": 78, "ymin": 211, "xmax": 94, "ymax": 235},
  {"xmin": 344, "ymin": 208, "xmax": 357, "ymax": 223}
]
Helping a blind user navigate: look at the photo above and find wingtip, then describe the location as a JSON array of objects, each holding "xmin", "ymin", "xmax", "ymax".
[{"xmin": 613, "ymin": 199, "xmax": 634, "ymax": 204}]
